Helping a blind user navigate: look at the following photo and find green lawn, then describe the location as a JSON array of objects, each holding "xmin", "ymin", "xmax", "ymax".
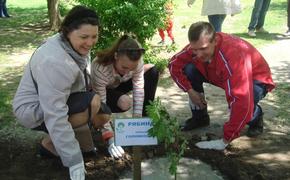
[{"xmin": 170, "ymin": 0, "xmax": 287, "ymax": 47}]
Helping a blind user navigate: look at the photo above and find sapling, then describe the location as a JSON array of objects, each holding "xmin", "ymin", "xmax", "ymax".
[{"xmin": 146, "ymin": 98, "xmax": 188, "ymax": 179}]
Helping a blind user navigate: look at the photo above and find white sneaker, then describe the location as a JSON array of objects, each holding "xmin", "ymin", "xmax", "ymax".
[
  {"xmin": 248, "ymin": 30, "xmax": 256, "ymax": 37},
  {"xmin": 158, "ymin": 40, "xmax": 165, "ymax": 45},
  {"xmin": 256, "ymin": 27, "xmax": 269, "ymax": 33},
  {"xmin": 284, "ymin": 30, "xmax": 290, "ymax": 36}
]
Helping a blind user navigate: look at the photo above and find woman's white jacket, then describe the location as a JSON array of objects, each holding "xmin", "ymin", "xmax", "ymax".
[
  {"xmin": 201, "ymin": 0, "xmax": 242, "ymax": 16},
  {"xmin": 13, "ymin": 34, "xmax": 88, "ymax": 167}
]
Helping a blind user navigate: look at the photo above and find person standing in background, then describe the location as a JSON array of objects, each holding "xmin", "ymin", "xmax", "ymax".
[
  {"xmin": 247, "ymin": 0, "xmax": 271, "ymax": 37},
  {"xmin": 187, "ymin": 0, "xmax": 242, "ymax": 32},
  {"xmin": 158, "ymin": 0, "xmax": 175, "ymax": 45},
  {"xmin": 0, "ymin": 0, "xmax": 10, "ymax": 18},
  {"xmin": 285, "ymin": 0, "xmax": 290, "ymax": 36}
]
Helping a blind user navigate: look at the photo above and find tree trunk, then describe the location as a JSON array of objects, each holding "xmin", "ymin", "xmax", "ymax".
[{"xmin": 47, "ymin": 0, "xmax": 61, "ymax": 31}]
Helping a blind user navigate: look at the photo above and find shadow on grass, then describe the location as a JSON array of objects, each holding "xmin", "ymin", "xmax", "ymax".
[
  {"xmin": 231, "ymin": 32, "xmax": 290, "ymax": 47},
  {"xmin": 274, "ymin": 83, "xmax": 290, "ymax": 123},
  {"xmin": 232, "ymin": 32, "xmax": 278, "ymax": 40},
  {"xmin": 269, "ymin": 1, "xmax": 287, "ymax": 12},
  {"xmin": 0, "ymin": 7, "xmax": 53, "ymax": 54},
  {"xmin": 0, "ymin": 65, "xmax": 24, "ymax": 127},
  {"xmin": 269, "ymin": 60, "xmax": 290, "ymax": 123}
]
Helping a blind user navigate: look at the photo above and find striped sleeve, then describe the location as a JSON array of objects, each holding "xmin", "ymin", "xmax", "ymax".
[
  {"xmin": 91, "ymin": 60, "xmax": 111, "ymax": 103},
  {"xmin": 132, "ymin": 61, "xmax": 145, "ymax": 116}
]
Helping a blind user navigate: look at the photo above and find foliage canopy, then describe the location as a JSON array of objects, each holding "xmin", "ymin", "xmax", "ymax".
[{"xmin": 75, "ymin": 0, "xmax": 168, "ymax": 49}]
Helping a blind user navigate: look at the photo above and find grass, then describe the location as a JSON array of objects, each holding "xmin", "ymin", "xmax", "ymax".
[
  {"xmin": 0, "ymin": 1, "xmax": 52, "ymax": 55},
  {"xmin": 0, "ymin": 0, "xmax": 289, "ymax": 131},
  {"xmin": 274, "ymin": 83, "xmax": 290, "ymax": 123},
  {"xmin": 0, "ymin": 0, "xmax": 51, "ymax": 131},
  {"xmin": 0, "ymin": 65, "xmax": 23, "ymax": 125},
  {"xmin": 169, "ymin": 0, "xmax": 287, "ymax": 48}
]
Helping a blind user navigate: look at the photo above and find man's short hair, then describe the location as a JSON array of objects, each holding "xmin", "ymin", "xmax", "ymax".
[{"xmin": 188, "ymin": 21, "xmax": 216, "ymax": 43}]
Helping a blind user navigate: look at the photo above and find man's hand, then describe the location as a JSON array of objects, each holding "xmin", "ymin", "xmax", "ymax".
[
  {"xmin": 188, "ymin": 89, "xmax": 207, "ymax": 109},
  {"xmin": 187, "ymin": 0, "xmax": 196, "ymax": 7},
  {"xmin": 195, "ymin": 139, "xmax": 228, "ymax": 150},
  {"xmin": 69, "ymin": 161, "xmax": 85, "ymax": 180},
  {"xmin": 108, "ymin": 137, "xmax": 125, "ymax": 159}
]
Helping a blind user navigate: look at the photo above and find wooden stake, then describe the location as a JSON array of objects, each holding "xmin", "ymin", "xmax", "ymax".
[{"xmin": 133, "ymin": 146, "xmax": 141, "ymax": 180}]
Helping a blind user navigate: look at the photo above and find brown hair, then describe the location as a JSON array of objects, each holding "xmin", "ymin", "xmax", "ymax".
[
  {"xmin": 59, "ymin": 5, "xmax": 100, "ymax": 38},
  {"xmin": 188, "ymin": 21, "xmax": 215, "ymax": 43},
  {"xmin": 95, "ymin": 35, "xmax": 145, "ymax": 66}
]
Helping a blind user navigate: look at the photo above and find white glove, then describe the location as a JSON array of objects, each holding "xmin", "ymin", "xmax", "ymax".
[
  {"xmin": 108, "ymin": 137, "xmax": 125, "ymax": 159},
  {"xmin": 195, "ymin": 139, "xmax": 228, "ymax": 150},
  {"xmin": 187, "ymin": 0, "xmax": 196, "ymax": 7},
  {"xmin": 69, "ymin": 161, "xmax": 85, "ymax": 180}
]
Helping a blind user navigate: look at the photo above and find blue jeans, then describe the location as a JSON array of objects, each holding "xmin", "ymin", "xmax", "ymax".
[
  {"xmin": 183, "ymin": 63, "xmax": 267, "ymax": 122},
  {"xmin": 248, "ymin": 0, "xmax": 271, "ymax": 30},
  {"xmin": 287, "ymin": 0, "xmax": 290, "ymax": 31},
  {"xmin": 208, "ymin": 14, "xmax": 226, "ymax": 32},
  {"xmin": 0, "ymin": 0, "xmax": 9, "ymax": 17},
  {"xmin": 249, "ymin": 80, "xmax": 267, "ymax": 125}
]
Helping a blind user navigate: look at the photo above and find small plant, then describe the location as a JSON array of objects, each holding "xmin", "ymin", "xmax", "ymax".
[{"xmin": 146, "ymin": 98, "xmax": 187, "ymax": 179}]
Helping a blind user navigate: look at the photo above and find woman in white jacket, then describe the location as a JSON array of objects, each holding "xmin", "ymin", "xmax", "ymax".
[
  {"xmin": 13, "ymin": 6, "xmax": 112, "ymax": 180},
  {"xmin": 187, "ymin": 0, "xmax": 242, "ymax": 32}
]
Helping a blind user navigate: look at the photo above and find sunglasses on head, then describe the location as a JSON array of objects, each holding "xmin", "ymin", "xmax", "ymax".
[
  {"xmin": 117, "ymin": 48, "xmax": 145, "ymax": 54},
  {"xmin": 117, "ymin": 48, "xmax": 145, "ymax": 60}
]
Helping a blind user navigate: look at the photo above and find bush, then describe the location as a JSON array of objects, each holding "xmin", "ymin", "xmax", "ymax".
[
  {"xmin": 143, "ymin": 47, "xmax": 169, "ymax": 73},
  {"xmin": 75, "ymin": 0, "xmax": 168, "ymax": 49}
]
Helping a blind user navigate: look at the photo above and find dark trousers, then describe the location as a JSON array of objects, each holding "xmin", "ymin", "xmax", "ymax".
[
  {"xmin": 0, "ymin": 0, "xmax": 9, "ymax": 17},
  {"xmin": 183, "ymin": 63, "xmax": 267, "ymax": 123},
  {"xmin": 33, "ymin": 91, "xmax": 96, "ymax": 132},
  {"xmin": 287, "ymin": 0, "xmax": 290, "ymax": 30},
  {"xmin": 106, "ymin": 66, "xmax": 159, "ymax": 116},
  {"xmin": 248, "ymin": 0, "xmax": 271, "ymax": 30}
]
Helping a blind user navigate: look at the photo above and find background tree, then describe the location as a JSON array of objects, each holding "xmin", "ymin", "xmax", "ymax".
[
  {"xmin": 47, "ymin": 0, "xmax": 61, "ymax": 31},
  {"xmin": 76, "ymin": 0, "xmax": 168, "ymax": 49}
]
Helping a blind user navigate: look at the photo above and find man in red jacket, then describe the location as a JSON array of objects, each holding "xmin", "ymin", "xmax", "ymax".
[{"xmin": 169, "ymin": 21, "xmax": 275, "ymax": 150}]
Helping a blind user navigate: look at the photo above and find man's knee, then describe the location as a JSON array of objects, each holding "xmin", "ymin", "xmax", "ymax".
[
  {"xmin": 183, "ymin": 63, "xmax": 198, "ymax": 77},
  {"xmin": 117, "ymin": 95, "xmax": 132, "ymax": 111},
  {"xmin": 183, "ymin": 63, "xmax": 206, "ymax": 92}
]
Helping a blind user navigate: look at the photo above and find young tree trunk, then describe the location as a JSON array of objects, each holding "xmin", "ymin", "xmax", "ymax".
[{"xmin": 47, "ymin": 0, "xmax": 61, "ymax": 31}]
